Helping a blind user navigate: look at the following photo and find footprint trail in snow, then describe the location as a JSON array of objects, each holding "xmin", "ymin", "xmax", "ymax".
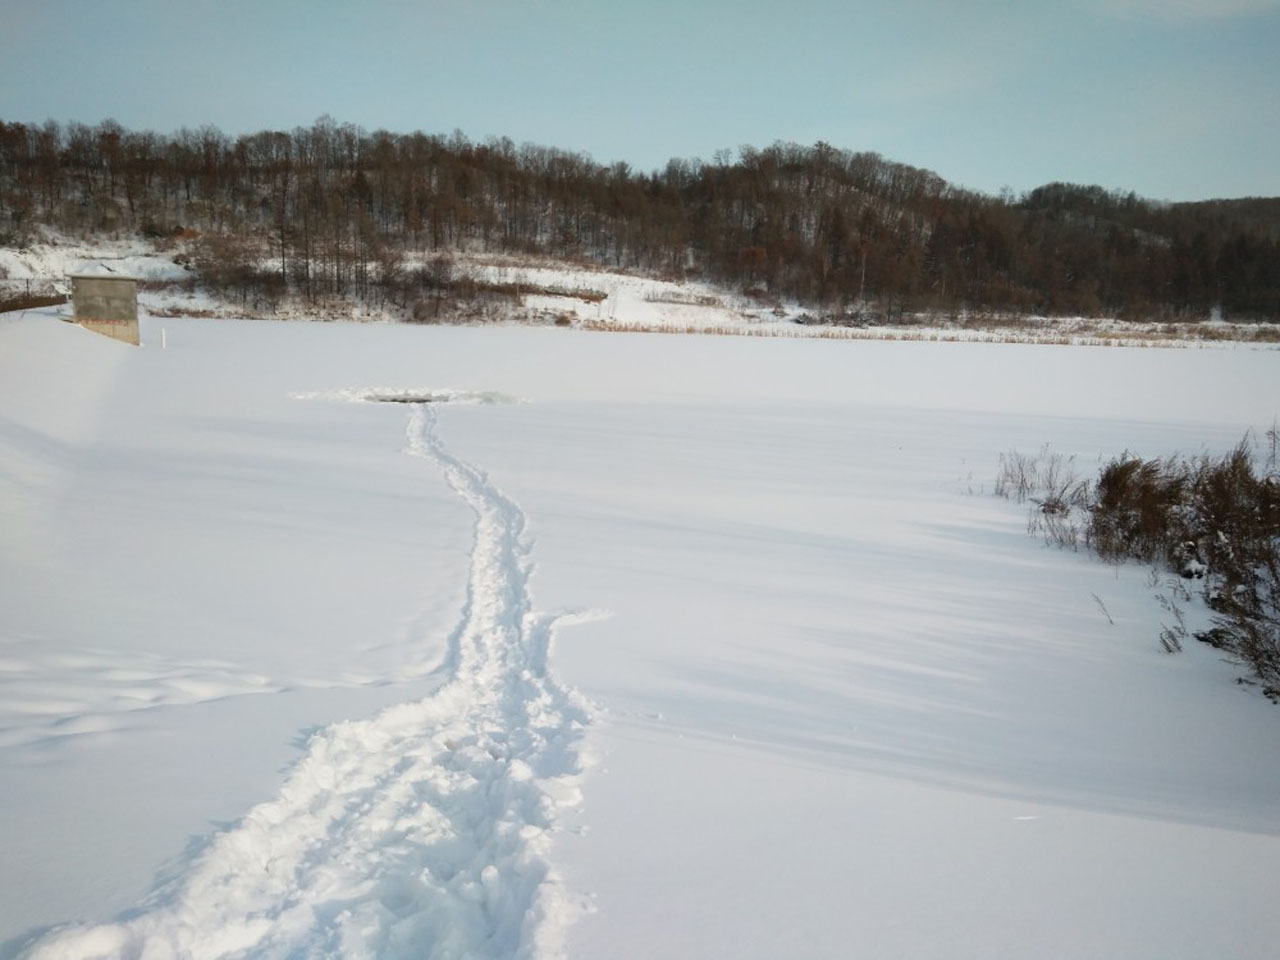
[{"xmin": 24, "ymin": 403, "xmax": 598, "ymax": 960}]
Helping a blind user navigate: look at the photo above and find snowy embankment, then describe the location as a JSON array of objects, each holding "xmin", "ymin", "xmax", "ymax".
[
  {"xmin": 2, "ymin": 307, "xmax": 1279, "ymax": 958},
  {"xmin": 5, "ymin": 234, "xmax": 1279, "ymax": 345},
  {"xmin": 0, "ymin": 235, "xmax": 190, "ymax": 291}
]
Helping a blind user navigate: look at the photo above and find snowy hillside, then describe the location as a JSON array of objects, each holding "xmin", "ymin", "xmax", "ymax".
[
  {"xmin": 1, "ymin": 306, "xmax": 1278, "ymax": 958},
  {"xmin": 5, "ymin": 234, "xmax": 1280, "ymax": 346}
]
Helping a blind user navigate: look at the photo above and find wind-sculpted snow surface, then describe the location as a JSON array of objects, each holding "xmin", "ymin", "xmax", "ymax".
[
  {"xmin": 22, "ymin": 404, "xmax": 596, "ymax": 960},
  {"xmin": 0, "ymin": 642, "xmax": 281, "ymax": 750}
]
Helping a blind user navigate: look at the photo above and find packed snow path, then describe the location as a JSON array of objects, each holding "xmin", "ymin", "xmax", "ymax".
[{"xmin": 23, "ymin": 403, "xmax": 595, "ymax": 960}]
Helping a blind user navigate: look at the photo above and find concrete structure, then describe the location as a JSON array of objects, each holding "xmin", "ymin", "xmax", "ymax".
[{"xmin": 70, "ymin": 266, "xmax": 138, "ymax": 345}]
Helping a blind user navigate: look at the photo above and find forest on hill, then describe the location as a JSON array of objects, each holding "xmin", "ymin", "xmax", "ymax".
[{"xmin": 1, "ymin": 116, "xmax": 1277, "ymax": 321}]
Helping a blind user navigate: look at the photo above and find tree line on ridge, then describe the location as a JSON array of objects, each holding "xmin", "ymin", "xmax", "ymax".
[{"xmin": 1, "ymin": 117, "xmax": 1277, "ymax": 321}]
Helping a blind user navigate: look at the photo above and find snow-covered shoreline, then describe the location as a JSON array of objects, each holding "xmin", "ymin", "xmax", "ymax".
[{"xmin": 5, "ymin": 235, "xmax": 1278, "ymax": 348}]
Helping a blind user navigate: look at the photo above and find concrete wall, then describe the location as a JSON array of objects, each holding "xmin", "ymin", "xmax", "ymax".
[{"xmin": 72, "ymin": 276, "xmax": 139, "ymax": 345}]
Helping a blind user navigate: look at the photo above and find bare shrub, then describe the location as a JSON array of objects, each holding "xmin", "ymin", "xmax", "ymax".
[
  {"xmin": 996, "ymin": 446, "xmax": 1089, "ymax": 550},
  {"xmin": 1087, "ymin": 455, "xmax": 1189, "ymax": 564},
  {"xmin": 0, "ymin": 292, "xmax": 68, "ymax": 313},
  {"xmin": 1031, "ymin": 505, "xmax": 1083, "ymax": 551},
  {"xmin": 1029, "ymin": 439, "xmax": 1280, "ymax": 686},
  {"xmin": 1034, "ymin": 449, "xmax": 1090, "ymax": 516},
  {"xmin": 995, "ymin": 450, "xmax": 1038, "ymax": 502},
  {"xmin": 643, "ymin": 290, "xmax": 723, "ymax": 308},
  {"xmin": 1075, "ymin": 442, "xmax": 1274, "ymax": 686},
  {"xmin": 1185, "ymin": 443, "xmax": 1280, "ymax": 686}
]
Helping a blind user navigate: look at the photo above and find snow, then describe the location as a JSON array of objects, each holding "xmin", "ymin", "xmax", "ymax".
[
  {"xmin": 22, "ymin": 407, "xmax": 597, "ymax": 959},
  {"xmin": 67, "ymin": 263, "xmax": 136, "ymax": 280},
  {"xmin": 5, "ymin": 236, "xmax": 1278, "ymax": 346},
  {"xmin": 1, "ymin": 307, "xmax": 1278, "ymax": 959},
  {"xmin": 0, "ymin": 236, "xmax": 188, "ymax": 293}
]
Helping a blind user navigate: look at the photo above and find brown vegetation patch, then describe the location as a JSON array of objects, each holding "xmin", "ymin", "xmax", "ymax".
[
  {"xmin": 999, "ymin": 438, "xmax": 1280, "ymax": 693},
  {"xmin": 0, "ymin": 293, "xmax": 68, "ymax": 313}
]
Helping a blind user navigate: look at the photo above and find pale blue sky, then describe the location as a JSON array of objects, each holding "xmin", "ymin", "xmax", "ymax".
[{"xmin": 1, "ymin": 0, "xmax": 1277, "ymax": 200}]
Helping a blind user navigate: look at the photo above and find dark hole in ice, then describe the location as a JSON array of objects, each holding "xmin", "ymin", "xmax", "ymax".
[
  {"xmin": 359, "ymin": 390, "xmax": 515, "ymax": 406},
  {"xmin": 367, "ymin": 394, "xmax": 449, "ymax": 404}
]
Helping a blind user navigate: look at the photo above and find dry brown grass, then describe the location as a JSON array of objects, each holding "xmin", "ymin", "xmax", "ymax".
[
  {"xmin": 1000, "ymin": 438, "xmax": 1280, "ymax": 690},
  {"xmin": 147, "ymin": 306, "xmax": 218, "ymax": 318},
  {"xmin": 642, "ymin": 291, "xmax": 724, "ymax": 308},
  {"xmin": 577, "ymin": 318, "xmax": 1216, "ymax": 348},
  {"xmin": 0, "ymin": 293, "xmax": 68, "ymax": 314}
]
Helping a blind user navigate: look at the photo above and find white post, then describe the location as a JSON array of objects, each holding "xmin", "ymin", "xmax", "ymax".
[{"xmin": 162, "ymin": 327, "xmax": 167, "ymax": 350}]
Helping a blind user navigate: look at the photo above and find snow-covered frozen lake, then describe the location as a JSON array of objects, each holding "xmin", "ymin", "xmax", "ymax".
[{"xmin": 2, "ymin": 311, "xmax": 1278, "ymax": 958}]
